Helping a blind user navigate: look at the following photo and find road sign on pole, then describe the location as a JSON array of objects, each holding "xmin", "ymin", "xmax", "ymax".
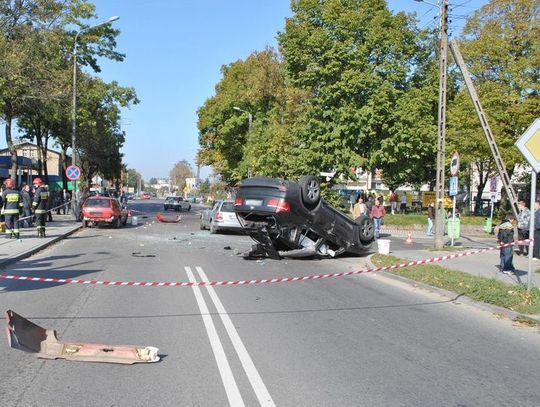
[
  {"xmin": 449, "ymin": 176, "xmax": 458, "ymax": 197},
  {"xmin": 450, "ymin": 151, "xmax": 460, "ymax": 176},
  {"xmin": 515, "ymin": 118, "xmax": 540, "ymax": 172},
  {"xmin": 66, "ymin": 165, "xmax": 81, "ymax": 181}
]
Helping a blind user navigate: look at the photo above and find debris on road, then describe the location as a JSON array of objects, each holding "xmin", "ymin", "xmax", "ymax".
[
  {"xmin": 223, "ymin": 246, "xmax": 232, "ymax": 250},
  {"xmin": 5, "ymin": 310, "xmax": 159, "ymax": 364},
  {"xmin": 131, "ymin": 252, "xmax": 156, "ymax": 258},
  {"xmin": 155, "ymin": 213, "xmax": 182, "ymax": 224}
]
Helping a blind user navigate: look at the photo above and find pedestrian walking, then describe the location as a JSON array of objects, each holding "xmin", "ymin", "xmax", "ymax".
[
  {"xmin": 516, "ymin": 201, "xmax": 530, "ymax": 256},
  {"xmin": 20, "ymin": 184, "xmax": 33, "ymax": 228},
  {"xmin": 54, "ymin": 190, "xmax": 62, "ymax": 215},
  {"xmin": 400, "ymin": 193, "xmax": 407, "ymax": 214},
  {"xmin": 1, "ymin": 179, "xmax": 22, "ymax": 239},
  {"xmin": 534, "ymin": 200, "xmax": 540, "ymax": 260},
  {"xmin": 120, "ymin": 191, "xmax": 128, "ymax": 209},
  {"xmin": 389, "ymin": 190, "xmax": 398, "ymax": 215},
  {"xmin": 62, "ymin": 189, "xmax": 70, "ymax": 214},
  {"xmin": 352, "ymin": 197, "xmax": 367, "ymax": 219},
  {"xmin": 366, "ymin": 193, "xmax": 375, "ymax": 215},
  {"xmin": 427, "ymin": 202, "xmax": 435, "ymax": 236},
  {"xmin": 32, "ymin": 178, "xmax": 48, "ymax": 238},
  {"xmin": 497, "ymin": 214, "xmax": 516, "ymax": 274},
  {"xmin": 370, "ymin": 197, "xmax": 386, "ymax": 239}
]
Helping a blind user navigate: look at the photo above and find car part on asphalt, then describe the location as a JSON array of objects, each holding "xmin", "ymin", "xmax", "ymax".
[
  {"xmin": 235, "ymin": 175, "xmax": 374, "ymax": 260},
  {"xmin": 155, "ymin": 213, "xmax": 182, "ymax": 223},
  {"xmin": 5, "ymin": 310, "xmax": 159, "ymax": 364}
]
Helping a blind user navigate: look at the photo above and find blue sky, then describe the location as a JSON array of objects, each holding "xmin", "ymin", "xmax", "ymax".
[{"xmin": 3, "ymin": 0, "xmax": 489, "ymax": 181}]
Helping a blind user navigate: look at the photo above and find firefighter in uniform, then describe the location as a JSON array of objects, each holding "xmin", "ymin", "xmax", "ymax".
[
  {"xmin": 2, "ymin": 179, "xmax": 22, "ymax": 239},
  {"xmin": 32, "ymin": 178, "xmax": 48, "ymax": 238}
]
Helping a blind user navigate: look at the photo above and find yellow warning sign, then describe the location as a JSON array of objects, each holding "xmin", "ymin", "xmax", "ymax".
[
  {"xmin": 515, "ymin": 118, "xmax": 540, "ymax": 173},
  {"xmin": 524, "ymin": 129, "xmax": 540, "ymax": 161}
]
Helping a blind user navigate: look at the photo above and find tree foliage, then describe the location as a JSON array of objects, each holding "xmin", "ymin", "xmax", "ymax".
[{"xmin": 169, "ymin": 160, "xmax": 193, "ymax": 191}]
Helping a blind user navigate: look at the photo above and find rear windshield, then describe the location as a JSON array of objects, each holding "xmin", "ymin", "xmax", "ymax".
[
  {"xmin": 220, "ymin": 202, "xmax": 235, "ymax": 212},
  {"xmin": 85, "ymin": 199, "xmax": 111, "ymax": 208}
]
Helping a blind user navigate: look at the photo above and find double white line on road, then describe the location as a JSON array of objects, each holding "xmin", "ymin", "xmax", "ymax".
[{"xmin": 185, "ymin": 266, "xmax": 275, "ymax": 407}]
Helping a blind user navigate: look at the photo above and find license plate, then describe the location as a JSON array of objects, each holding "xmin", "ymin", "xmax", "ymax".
[{"xmin": 245, "ymin": 199, "xmax": 263, "ymax": 206}]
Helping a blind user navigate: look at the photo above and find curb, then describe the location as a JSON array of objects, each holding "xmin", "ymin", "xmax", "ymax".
[
  {"xmin": 0, "ymin": 225, "xmax": 82, "ymax": 269},
  {"xmin": 365, "ymin": 253, "xmax": 540, "ymax": 326}
]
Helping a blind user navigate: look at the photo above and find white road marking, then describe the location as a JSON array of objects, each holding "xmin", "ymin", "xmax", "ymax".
[
  {"xmin": 184, "ymin": 266, "xmax": 245, "ymax": 407},
  {"xmin": 196, "ymin": 266, "xmax": 275, "ymax": 407}
]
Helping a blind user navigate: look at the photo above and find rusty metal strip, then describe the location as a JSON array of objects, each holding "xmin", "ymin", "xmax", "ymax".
[{"xmin": 5, "ymin": 310, "xmax": 159, "ymax": 364}]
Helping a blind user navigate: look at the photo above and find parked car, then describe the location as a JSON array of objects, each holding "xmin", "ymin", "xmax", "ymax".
[
  {"xmin": 164, "ymin": 196, "xmax": 191, "ymax": 212},
  {"xmin": 200, "ymin": 200, "xmax": 243, "ymax": 234},
  {"xmin": 142, "ymin": 192, "xmax": 151, "ymax": 200},
  {"xmin": 234, "ymin": 175, "xmax": 374, "ymax": 259},
  {"xmin": 81, "ymin": 196, "xmax": 129, "ymax": 228}
]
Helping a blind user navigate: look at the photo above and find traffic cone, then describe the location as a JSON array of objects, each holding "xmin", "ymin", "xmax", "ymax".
[{"xmin": 405, "ymin": 231, "xmax": 413, "ymax": 245}]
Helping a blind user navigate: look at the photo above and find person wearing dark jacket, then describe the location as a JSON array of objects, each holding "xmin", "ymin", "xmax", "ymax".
[
  {"xmin": 497, "ymin": 215, "xmax": 516, "ymax": 274},
  {"xmin": 1, "ymin": 178, "xmax": 22, "ymax": 239},
  {"xmin": 32, "ymin": 178, "xmax": 48, "ymax": 238},
  {"xmin": 20, "ymin": 184, "xmax": 33, "ymax": 228}
]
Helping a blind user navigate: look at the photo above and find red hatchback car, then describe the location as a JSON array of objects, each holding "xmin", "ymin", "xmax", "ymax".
[{"xmin": 81, "ymin": 196, "xmax": 128, "ymax": 228}]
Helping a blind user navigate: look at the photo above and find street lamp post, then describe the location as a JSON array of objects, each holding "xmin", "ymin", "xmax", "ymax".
[
  {"xmin": 233, "ymin": 106, "xmax": 253, "ymax": 133},
  {"xmin": 71, "ymin": 16, "xmax": 119, "ymax": 217},
  {"xmin": 414, "ymin": 0, "xmax": 448, "ymax": 249}
]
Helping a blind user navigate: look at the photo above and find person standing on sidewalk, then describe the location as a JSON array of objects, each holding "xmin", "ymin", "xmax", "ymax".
[
  {"xmin": 62, "ymin": 189, "xmax": 70, "ymax": 214},
  {"xmin": 400, "ymin": 193, "xmax": 407, "ymax": 214},
  {"xmin": 427, "ymin": 202, "xmax": 435, "ymax": 236},
  {"xmin": 370, "ymin": 197, "xmax": 386, "ymax": 239},
  {"xmin": 1, "ymin": 179, "xmax": 22, "ymax": 239},
  {"xmin": 534, "ymin": 200, "xmax": 540, "ymax": 260},
  {"xmin": 20, "ymin": 184, "xmax": 33, "ymax": 228},
  {"xmin": 389, "ymin": 190, "xmax": 398, "ymax": 215},
  {"xmin": 497, "ymin": 214, "xmax": 516, "ymax": 274},
  {"xmin": 32, "ymin": 178, "xmax": 48, "ymax": 238},
  {"xmin": 516, "ymin": 201, "xmax": 530, "ymax": 256},
  {"xmin": 352, "ymin": 196, "xmax": 367, "ymax": 219}
]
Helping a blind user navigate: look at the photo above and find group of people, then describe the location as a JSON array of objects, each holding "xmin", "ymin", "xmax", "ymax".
[
  {"xmin": 351, "ymin": 194, "xmax": 386, "ymax": 239},
  {"xmin": 0, "ymin": 177, "xmax": 68, "ymax": 239},
  {"xmin": 498, "ymin": 200, "xmax": 540, "ymax": 275}
]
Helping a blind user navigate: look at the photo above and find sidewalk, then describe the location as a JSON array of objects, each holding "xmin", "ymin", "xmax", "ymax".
[
  {"xmin": 0, "ymin": 214, "xmax": 81, "ymax": 268},
  {"xmin": 385, "ymin": 235, "xmax": 540, "ymax": 287}
]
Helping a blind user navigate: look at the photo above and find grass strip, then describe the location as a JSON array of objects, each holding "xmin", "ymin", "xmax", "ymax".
[
  {"xmin": 371, "ymin": 253, "xmax": 540, "ymax": 315},
  {"xmin": 383, "ymin": 214, "xmax": 486, "ymax": 227}
]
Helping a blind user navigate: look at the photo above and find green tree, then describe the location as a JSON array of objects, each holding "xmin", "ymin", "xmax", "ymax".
[
  {"xmin": 277, "ymin": 0, "xmax": 426, "ymax": 184},
  {"xmin": 447, "ymin": 0, "xmax": 539, "ymax": 212},
  {"xmin": 169, "ymin": 160, "xmax": 193, "ymax": 192}
]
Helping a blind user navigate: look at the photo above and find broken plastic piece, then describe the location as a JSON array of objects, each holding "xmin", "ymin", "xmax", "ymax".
[
  {"xmin": 155, "ymin": 213, "xmax": 182, "ymax": 223},
  {"xmin": 5, "ymin": 310, "xmax": 159, "ymax": 364},
  {"xmin": 132, "ymin": 252, "xmax": 156, "ymax": 258}
]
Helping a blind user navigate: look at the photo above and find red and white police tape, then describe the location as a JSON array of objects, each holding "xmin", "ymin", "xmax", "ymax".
[{"xmin": 0, "ymin": 240, "xmax": 533, "ymax": 288}]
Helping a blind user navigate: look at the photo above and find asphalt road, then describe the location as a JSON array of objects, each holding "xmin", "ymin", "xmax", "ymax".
[{"xmin": 1, "ymin": 199, "xmax": 540, "ymax": 406}]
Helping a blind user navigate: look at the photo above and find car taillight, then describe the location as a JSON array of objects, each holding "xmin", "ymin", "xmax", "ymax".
[
  {"xmin": 267, "ymin": 198, "xmax": 291, "ymax": 213},
  {"xmin": 215, "ymin": 212, "xmax": 223, "ymax": 221},
  {"xmin": 234, "ymin": 197, "xmax": 243, "ymax": 206}
]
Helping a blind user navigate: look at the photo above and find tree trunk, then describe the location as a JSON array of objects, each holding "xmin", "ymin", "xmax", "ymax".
[
  {"xmin": 4, "ymin": 101, "xmax": 18, "ymax": 184},
  {"xmin": 35, "ymin": 131, "xmax": 44, "ymax": 177},
  {"xmin": 42, "ymin": 134, "xmax": 50, "ymax": 185},
  {"xmin": 61, "ymin": 145, "xmax": 68, "ymax": 190}
]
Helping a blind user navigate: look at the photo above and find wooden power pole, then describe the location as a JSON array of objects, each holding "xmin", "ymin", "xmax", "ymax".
[{"xmin": 434, "ymin": 0, "xmax": 449, "ymax": 249}]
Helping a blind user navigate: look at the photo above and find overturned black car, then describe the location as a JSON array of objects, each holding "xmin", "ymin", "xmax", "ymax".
[{"xmin": 234, "ymin": 175, "xmax": 375, "ymax": 259}]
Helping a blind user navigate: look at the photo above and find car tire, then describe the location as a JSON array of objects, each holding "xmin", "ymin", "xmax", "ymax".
[
  {"xmin": 356, "ymin": 214, "xmax": 375, "ymax": 243},
  {"xmin": 299, "ymin": 175, "xmax": 321, "ymax": 207},
  {"xmin": 210, "ymin": 220, "xmax": 218, "ymax": 234},
  {"xmin": 188, "ymin": 205, "xmax": 191, "ymax": 211}
]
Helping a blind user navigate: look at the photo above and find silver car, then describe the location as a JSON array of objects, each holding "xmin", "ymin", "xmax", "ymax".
[{"xmin": 200, "ymin": 200, "xmax": 243, "ymax": 234}]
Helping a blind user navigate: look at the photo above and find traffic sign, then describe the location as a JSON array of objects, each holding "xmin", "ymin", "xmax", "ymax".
[
  {"xmin": 66, "ymin": 165, "xmax": 81, "ymax": 181},
  {"xmin": 489, "ymin": 176, "xmax": 498, "ymax": 192},
  {"xmin": 449, "ymin": 176, "xmax": 458, "ymax": 196},
  {"xmin": 450, "ymin": 151, "xmax": 460, "ymax": 176},
  {"xmin": 515, "ymin": 118, "xmax": 540, "ymax": 173}
]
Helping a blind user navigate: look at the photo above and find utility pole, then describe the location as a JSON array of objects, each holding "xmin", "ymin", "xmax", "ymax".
[{"xmin": 434, "ymin": 0, "xmax": 449, "ymax": 249}]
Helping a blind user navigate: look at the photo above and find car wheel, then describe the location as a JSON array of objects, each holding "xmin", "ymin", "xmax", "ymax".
[
  {"xmin": 356, "ymin": 215, "xmax": 375, "ymax": 243},
  {"xmin": 210, "ymin": 220, "xmax": 218, "ymax": 234},
  {"xmin": 188, "ymin": 205, "xmax": 191, "ymax": 211},
  {"xmin": 299, "ymin": 175, "xmax": 321, "ymax": 207}
]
